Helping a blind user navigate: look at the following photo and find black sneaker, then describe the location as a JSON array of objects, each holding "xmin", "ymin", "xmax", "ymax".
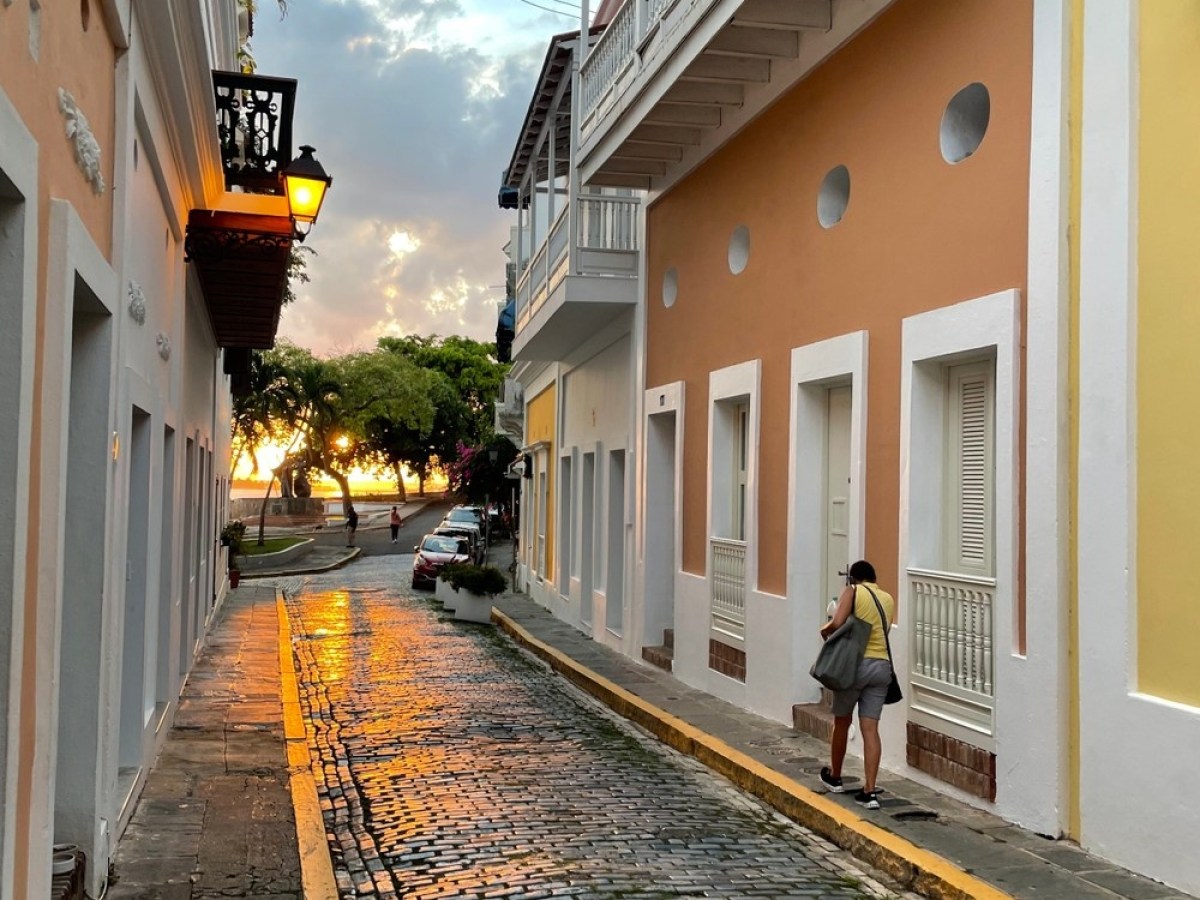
[
  {"xmin": 819, "ymin": 767, "xmax": 844, "ymax": 793},
  {"xmin": 854, "ymin": 789, "xmax": 880, "ymax": 810}
]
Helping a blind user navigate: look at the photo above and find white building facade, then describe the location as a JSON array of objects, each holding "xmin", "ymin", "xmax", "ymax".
[{"xmin": 0, "ymin": 1, "xmax": 303, "ymax": 894}]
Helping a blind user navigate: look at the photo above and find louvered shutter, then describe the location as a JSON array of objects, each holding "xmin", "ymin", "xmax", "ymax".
[{"xmin": 947, "ymin": 362, "xmax": 994, "ymax": 574}]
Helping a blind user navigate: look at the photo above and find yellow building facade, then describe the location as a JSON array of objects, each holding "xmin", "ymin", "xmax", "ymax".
[{"xmin": 1074, "ymin": 1, "xmax": 1200, "ymax": 892}]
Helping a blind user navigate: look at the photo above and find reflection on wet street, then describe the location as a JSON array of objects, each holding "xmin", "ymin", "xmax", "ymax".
[{"xmin": 276, "ymin": 557, "xmax": 899, "ymax": 899}]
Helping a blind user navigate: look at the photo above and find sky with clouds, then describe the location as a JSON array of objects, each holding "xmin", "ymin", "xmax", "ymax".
[{"xmin": 249, "ymin": 0, "xmax": 593, "ymax": 356}]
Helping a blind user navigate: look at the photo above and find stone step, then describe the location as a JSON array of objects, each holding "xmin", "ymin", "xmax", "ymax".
[
  {"xmin": 641, "ymin": 644, "xmax": 673, "ymax": 673},
  {"xmin": 792, "ymin": 702, "xmax": 835, "ymax": 742}
]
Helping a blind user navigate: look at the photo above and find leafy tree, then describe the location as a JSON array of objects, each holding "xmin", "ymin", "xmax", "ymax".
[
  {"xmin": 378, "ymin": 335, "xmax": 508, "ymax": 444},
  {"xmin": 231, "ymin": 348, "xmax": 307, "ymax": 546},
  {"xmin": 363, "ymin": 371, "xmax": 469, "ymax": 498},
  {"xmin": 296, "ymin": 349, "xmax": 434, "ymax": 514}
]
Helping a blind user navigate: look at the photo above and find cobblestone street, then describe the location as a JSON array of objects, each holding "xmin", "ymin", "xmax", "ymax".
[{"xmin": 274, "ymin": 558, "xmax": 909, "ymax": 899}]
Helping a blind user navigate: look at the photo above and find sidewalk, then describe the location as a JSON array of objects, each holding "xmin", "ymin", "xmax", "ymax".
[
  {"xmin": 108, "ymin": 584, "xmax": 307, "ymax": 899},
  {"xmin": 485, "ymin": 595, "xmax": 1195, "ymax": 900},
  {"xmin": 111, "ymin": 542, "xmax": 1197, "ymax": 900}
]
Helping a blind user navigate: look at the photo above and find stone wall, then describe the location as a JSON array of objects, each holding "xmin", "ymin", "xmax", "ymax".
[{"xmin": 229, "ymin": 497, "xmax": 325, "ymax": 520}]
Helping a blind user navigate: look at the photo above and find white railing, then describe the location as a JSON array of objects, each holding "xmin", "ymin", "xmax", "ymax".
[
  {"xmin": 909, "ymin": 568, "xmax": 995, "ymax": 697},
  {"xmin": 515, "ymin": 195, "xmax": 641, "ymax": 330},
  {"xmin": 581, "ymin": 0, "xmax": 639, "ymax": 122},
  {"xmin": 577, "ymin": 195, "xmax": 639, "ymax": 251},
  {"xmin": 710, "ymin": 538, "xmax": 746, "ymax": 642},
  {"xmin": 515, "ymin": 206, "xmax": 570, "ymax": 328}
]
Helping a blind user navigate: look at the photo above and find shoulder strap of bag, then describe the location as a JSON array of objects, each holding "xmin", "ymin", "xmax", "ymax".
[{"xmin": 862, "ymin": 585, "xmax": 895, "ymax": 664}]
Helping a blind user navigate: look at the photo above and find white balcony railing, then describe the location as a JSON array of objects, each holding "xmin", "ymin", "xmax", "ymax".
[
  {"xmin": 515, "ymin": 194, "xmax": 640, "ymax": 330},
  {"xmin": 908, "ymin": 567, "xmax": 995, "ymax": 737},
  {"xmin": 710, "ymin": 537, "xmax": 746, "ymax": 643},
  {"xmin": 581, "ymin": 0, "xmax": 701, "ymax": 128},
  {"xmin": 578, "ymin": 195, "xmax": 639, "ymax": 251},
  {"xmin": 581, "ymin": 0, "xmax": 639, "ymax": 120}
]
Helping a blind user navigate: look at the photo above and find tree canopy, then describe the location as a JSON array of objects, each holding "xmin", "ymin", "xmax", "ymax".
[{"xmin": 232, "ymin": 334, "xmax": 509, "ymax": 516}]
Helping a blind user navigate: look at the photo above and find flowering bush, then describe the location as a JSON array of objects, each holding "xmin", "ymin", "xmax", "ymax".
[{"xmin": 444, "ymin": 437, "xmax": 517, "ymax": 506}]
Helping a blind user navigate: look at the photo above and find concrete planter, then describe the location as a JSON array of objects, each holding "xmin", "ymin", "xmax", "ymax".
[
  {"xmin": 451, "ymin": 590, "xmax": 495, "ymax": 624},
  {"xmin": 238, "ymin": 538, "xmax": 315, "ymax": 572},
  {"xmin": 435, "ymin": 577, "xmax": 458, "ymax": 609}
]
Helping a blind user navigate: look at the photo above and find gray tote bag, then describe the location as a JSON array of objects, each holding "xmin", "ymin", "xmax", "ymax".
[{"xmin": 809, "ymin": 614, "xmax": 872, "ymax": 691}]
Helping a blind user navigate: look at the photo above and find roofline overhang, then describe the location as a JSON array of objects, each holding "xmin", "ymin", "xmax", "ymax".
[{"xmin": 502, "ymin": 25, "xmax": 604, "ymax": 190}]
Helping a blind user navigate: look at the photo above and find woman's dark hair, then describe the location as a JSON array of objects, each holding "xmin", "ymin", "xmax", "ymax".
[{"xmin": 848, "ymin": 560, "xmax": 876, "ymax": 583}]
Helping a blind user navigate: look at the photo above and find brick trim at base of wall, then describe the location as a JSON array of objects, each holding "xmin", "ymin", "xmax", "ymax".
[
  {"xmin": 709, "ymin": 639, "xmax": 746, "ymax": 682},
  {"xmin": 906, "ymin": 721, "xmax": 996, "ymax": 801}
]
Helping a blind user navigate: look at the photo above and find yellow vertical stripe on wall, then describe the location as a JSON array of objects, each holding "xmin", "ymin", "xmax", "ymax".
[
  {"xmin": 1137, "ymin": 1, "xmax": 1200, "ymax": 708},
  {"xmin": 1068, "ymin": 0, "xmax": 1082, "ymax": 841},
  {"xmin": 526, "ymin": 384, "xmax": 556, "ymax": 583}
]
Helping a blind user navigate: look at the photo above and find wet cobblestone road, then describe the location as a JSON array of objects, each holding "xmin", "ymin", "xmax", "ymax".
[{"xmin": 275, "ymin": 558, "xmax": 906, "ymax": 900}]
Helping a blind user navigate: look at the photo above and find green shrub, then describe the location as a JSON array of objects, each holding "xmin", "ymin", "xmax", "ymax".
[
  {"xmin": 221, "ymin": 520, "xmax": 246, "ymax": 567},
  {"xmin": 437, "ymin": 563, "xmax": 471, "ymax": 584},
  {"xmin": 443, "ymin": 564, "xmax": 507, "ymax": 596}
]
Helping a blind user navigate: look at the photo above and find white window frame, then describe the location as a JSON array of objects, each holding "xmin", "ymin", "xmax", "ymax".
[
  {"xmin": 786, "ymin": 331, "xmax": 869, "ymax": 704},
  {"xmin": 0, "ymin": 87, "xmax": 39, "ymax": 900},
  {"xmin": 707, "ymin": 360, "xmax": 761, "ymax": 649},
  {"xmin": 708, "ymin": 361, "xmax": 760, "ymax": 548},
  {"xmin": 900, "ymin": 288, "xmax": 1019, "ymax": 752}
]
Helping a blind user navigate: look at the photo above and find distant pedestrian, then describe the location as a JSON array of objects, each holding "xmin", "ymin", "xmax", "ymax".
[
  {"xmin": 818, "ymin": 559, "xmax": 897, "ymax": 810},
  {"xmin": 389, "ymin": 506, "xmax": 403, "ymax": 543},
  {"xmin": 345, "ymin": 506, "xmax": 359, "ymax": 547}
]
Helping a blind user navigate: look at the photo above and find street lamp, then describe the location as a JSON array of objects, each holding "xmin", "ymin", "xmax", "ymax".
[{"xmin": 282, "ymin": 144, "xmax": 332, "ymax": 241}]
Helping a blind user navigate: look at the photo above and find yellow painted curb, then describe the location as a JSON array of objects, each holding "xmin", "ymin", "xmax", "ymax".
[
  {"xmin": 277, "ymin": 594, "xmax": 338, "ymax": 900},
  {"xmin": 493, "ymin": 610, "xmax": 1014, "ymax": 900}
]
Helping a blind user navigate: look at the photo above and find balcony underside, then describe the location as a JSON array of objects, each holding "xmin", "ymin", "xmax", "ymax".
[
  {"xmin": 185, "ymin": 210, "xmax": 293, "ymax": 349},
  {"xmin": 580, "ymin": 0, "xmax": 893, "ymax": 190},
  {"xmin": 513, "ymin": 273, "xmax": 637, "ymax": 361}
]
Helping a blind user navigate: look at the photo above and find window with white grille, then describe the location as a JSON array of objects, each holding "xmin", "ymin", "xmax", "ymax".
[
  {"xmin": 734, "ymin": 402, "xmax": 748, "ymax": 541},
  {"xmin": 945, "ymin": 361, "xmax": 994, "ymax": 575}
]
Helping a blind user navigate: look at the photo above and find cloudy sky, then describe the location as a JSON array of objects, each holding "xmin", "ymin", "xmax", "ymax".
[{"xmin": 249, "ymin": 0, "xmax": 593, "ymax": 355}]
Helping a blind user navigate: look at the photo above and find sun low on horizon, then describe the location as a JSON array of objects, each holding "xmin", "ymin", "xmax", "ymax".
[{"xmin": 232, "ymin": 437, "xmax": 446, "ymax": 499}]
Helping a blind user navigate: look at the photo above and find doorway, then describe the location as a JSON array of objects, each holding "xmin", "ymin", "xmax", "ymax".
[
  {"xmin": 644, "ymin": 411, "xmax": 677, "ymax": 651},
  {"xmin": 823, "ymin": 386, "xmax": 852, "ymax": 610},
  {"xmin": 605, "ymin": 450, "xmax": 625, "ymax": 632},
  {"xmin": 580, "ymin": 451, "xmax": 595, "ymax": 626}
]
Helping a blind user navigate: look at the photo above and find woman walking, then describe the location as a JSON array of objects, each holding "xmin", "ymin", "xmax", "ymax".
[
  {"xmin": 389, "ymin": 506, "xmax": 403, "ymax": 543},
  {"xmin": 818, "ymin": 559, "xmax": 897, "ymax": 810}
]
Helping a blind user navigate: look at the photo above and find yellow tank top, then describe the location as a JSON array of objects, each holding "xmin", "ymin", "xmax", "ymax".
[{"xmin": 852, "ymin": 583, "xmax": 895, "ymax": 661}]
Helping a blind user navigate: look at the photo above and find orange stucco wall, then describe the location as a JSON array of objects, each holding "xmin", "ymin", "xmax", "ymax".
[
  {"xmin": 0, "ymin": 2, "xmax": 117, "ymax": 259},
  {"xmin": 645, "ymin": 0, "xmax": 1032, "ymax": 593},
  {"xmin": 1, "ymin": 4, "xmax": 118, "ymax": 895}
]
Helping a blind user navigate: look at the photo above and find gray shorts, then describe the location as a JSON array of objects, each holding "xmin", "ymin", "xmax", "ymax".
[{"xmin": 831, "ymin": 657, "xmax": 894, "ymax": 720}]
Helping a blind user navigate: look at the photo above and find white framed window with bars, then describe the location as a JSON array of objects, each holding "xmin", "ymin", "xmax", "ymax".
[
  {"xmin": 900, "ymin": 289, "xmax": 1018, "ymax": 750},
  {"xmin": 707, "ymin": 360, "xmax": 760, "ymax": 647}
]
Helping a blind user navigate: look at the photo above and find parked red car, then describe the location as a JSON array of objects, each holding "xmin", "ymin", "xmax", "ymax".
[{"xmin": 411, "ymin": 533, "xmax": 472, "ymax": 590}]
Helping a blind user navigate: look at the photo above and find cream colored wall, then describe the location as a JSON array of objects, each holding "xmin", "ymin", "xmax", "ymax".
[{"xmin": 1136, "ymin": 1, "xmax": 1200, "ymax": 708}]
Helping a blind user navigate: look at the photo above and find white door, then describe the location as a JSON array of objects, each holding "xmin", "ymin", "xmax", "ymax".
[{"xmin": 823, "ymin": 386, "xmax": 852, "ymax": 610}]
